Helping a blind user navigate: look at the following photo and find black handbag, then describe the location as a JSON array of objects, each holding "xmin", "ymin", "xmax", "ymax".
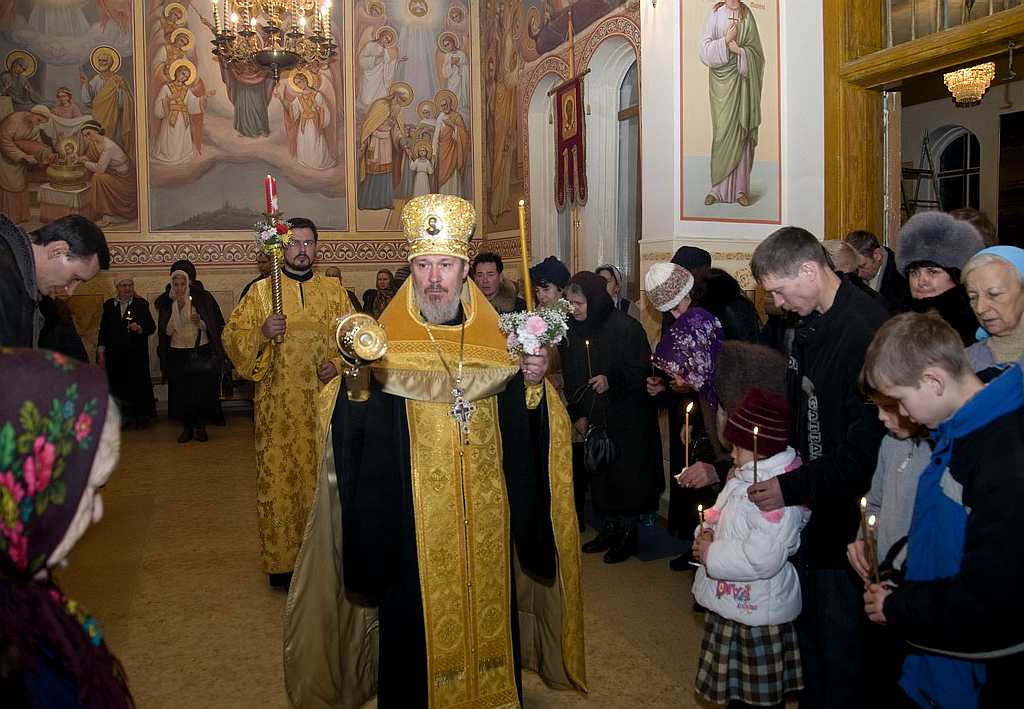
[
  {"xmin": 573, "ymin": 385, "xmax": 616, "ymax": 473},
  {"xmin": 184, "ymin": 329, "xmax": 218, "ymax": 376}
]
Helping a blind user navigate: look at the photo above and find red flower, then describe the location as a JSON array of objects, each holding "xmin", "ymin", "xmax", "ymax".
[
  {"xmin": 74, "ymin": 412, "xmax": 92, "ymax": 442},
  {"xmin": 23, "ymin": 436, "xmax": 55, "ymax": 496},
  {"xmin": 275, "ymin": 222, "xmax": 289, "ymax": 235}
]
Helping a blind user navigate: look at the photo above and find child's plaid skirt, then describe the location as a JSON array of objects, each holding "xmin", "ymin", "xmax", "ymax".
[{"xmin": 695, "ymin": 611, "xmax": 803, "ymax": 706}]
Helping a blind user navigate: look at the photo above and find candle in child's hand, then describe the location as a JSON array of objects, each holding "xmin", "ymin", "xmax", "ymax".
[
  {"xmin": 752, "ymin": 425, "xmax": 759, "ymax": 483},
  {"xmin": 859, "ymin": 496, "xmax": 870, "ymax": 543},
  {"xmin": 866, "ymin": 514, "xmax": 881, "ymax": 583}
]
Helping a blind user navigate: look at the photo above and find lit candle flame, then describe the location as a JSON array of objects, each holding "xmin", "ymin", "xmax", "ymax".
[
  {"xmin": 867, "ymin": 514, "xmax": 876, "ymax": 528},
  {"xmin": 860, "ymin": 496, "xmax": 867, "ymax": 510},
  {"xmin": 753, "ymin": 425, "xmax": 759, "ymax": 436},
  {"xmin": 685, "ymin": 401, "xmax": 694, "ymax": 414}
]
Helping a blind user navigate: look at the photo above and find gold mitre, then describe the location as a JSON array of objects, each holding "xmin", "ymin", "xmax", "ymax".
[{"xmin": 401, "ymin": 194, "xmax": 475, "ymax": 261}]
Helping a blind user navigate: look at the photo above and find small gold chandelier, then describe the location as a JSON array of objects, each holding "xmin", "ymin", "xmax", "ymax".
[
  {"xmin": 211, "ymin": 0, "xmax": 336, "ymax": 82},
  {"xmin": 943, "ymin": 62, "xmax": 996, "ymax": 107}
]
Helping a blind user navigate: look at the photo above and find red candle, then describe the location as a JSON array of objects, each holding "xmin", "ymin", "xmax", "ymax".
[{"xmin": 264, "ymin": 174, "xmax": 278, "ymax": 214}]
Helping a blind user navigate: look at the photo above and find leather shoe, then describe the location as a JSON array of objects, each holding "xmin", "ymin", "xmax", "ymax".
[
  {"xmin": 195, "ymin": 425, "xmax": 208, "ymax": 442},
  {"xmin": 603, "ymin": 526, "xmax": 638, "ymax": 564},
  {"xmin": 582, "ymin": 523, "xmax": 617, "ymax": 554},
  {"xmin": 177, "ymin": 428, "xmax": 194, "ymax": 444}
]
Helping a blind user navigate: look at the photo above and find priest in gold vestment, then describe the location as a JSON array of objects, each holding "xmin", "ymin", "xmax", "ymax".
[
  {"xmin": 282, "ymin": 195, "xmax": 586, "ymax": 708},
  {"xmin": 221, "ymin": 217, "xmax": 353, "ymax": 587}
]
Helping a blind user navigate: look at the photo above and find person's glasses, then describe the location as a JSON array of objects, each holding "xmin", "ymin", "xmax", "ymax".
[{"xmin": 289, "ymin": 239, "xmax": 316, "ymax": 249}]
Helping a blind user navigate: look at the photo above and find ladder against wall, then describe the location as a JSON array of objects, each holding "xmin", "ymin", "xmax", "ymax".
[{"xmin": 901, "ymin": 134, "xmax": 943, "ymax": 218}]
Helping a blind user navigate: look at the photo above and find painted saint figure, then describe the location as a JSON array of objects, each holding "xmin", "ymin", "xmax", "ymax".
[
  {"xmin": 357, "ymin": 26, "xmax": 405, "ymax": 112},
  {"xmin": 0, "ymin": 106, "xmax": 54, "ymax": 223},
  {"xmin": 437, "ymin": 32, "xmax": 470, "ymax": 111},
  {"xmin": 81, "ymin": 47, "xmax": 137, "ymax": 157},
  {"xmin": 52, "ymin": 87, "xmax": 82, "ymax": 119},
  {"xmin": 488, "ymin": 4, "xmax": 522, "ymax": 222},
  {"xmin": 358, "ymin": 82, "xmax": 410, "ymax": 210},
  {"xmin": 432, "ymin": 90, "xmax": 469, "ymax": 197},
  {"xmin": 1, "ymin": 53, "xmax": 46, "ymax": 112},
  {"xmin": 410, "ymin": 140, "xmax": 433, "ymax": 197},
  {"xmin": 153, "ymin": 60, "xmax": 212, "ymax": 165},
  {"xmin": 698, "ymin": 0, "xmax": 765, "ymax": 207},
  {"xmin": 79, "ymin": 120, "xmax": 137, "ymax": 226}
]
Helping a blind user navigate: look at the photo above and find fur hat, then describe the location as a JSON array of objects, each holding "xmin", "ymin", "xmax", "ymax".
[
  {"xmin": 644, "ymin": 262, "xmax": 693, "ymax": 312},
  {"xmin": 713, "ymin": 341, "xmax": 788, "ymax": 414},
  {"xmin": 723, "ymin": 387, "xmax": 790, "ymax": 457},
  {"xmin": 530, "ymin": 256, "xmax": 571, "ymax": 288},
  {"xmin": 896, "ymin": 211, "xmax": 984, "ymax": 276}
]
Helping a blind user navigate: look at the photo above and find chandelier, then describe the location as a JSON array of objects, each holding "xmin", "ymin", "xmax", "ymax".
[
  {"xmin": 943, "ymin": 62, "xmax": 996, "ymax": 107},
  {"xmin": 211, "ymin": 0, "xmax": 336, "ymax": 82}
]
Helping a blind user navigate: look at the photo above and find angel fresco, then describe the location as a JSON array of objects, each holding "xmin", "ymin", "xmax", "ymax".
[
  {"xmin": 153, "ymin": 59, "xmax": 213, "ymax": 164},
  {"xmin": 278, "ymin": 67, "xmax": 337, "ymax": 170}
]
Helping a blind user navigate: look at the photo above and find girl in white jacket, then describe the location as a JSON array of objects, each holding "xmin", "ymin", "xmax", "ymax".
[{"xmin": 691, "ymin": 388, "xmax": 808, "ymax": 708}]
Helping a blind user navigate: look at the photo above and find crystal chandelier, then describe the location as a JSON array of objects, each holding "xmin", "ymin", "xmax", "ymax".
[
  {"xmin": 211, "ymin": 0, "xmax": 336, "ymax": 82},
  {"xmin": 943, "ymin": 62, "xmax": 996, "ymax": 107}
]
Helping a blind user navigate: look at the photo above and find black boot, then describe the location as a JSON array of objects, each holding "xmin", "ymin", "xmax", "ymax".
[
  {"xmin": 177, "ymin": 427, "xmax": 194, "ymax": 443},
  {"xmin": 195, "ymin": 424, "xmax": 208, "ymax": 442},
  {"xmin": 582, "ymin": 520, "xmax": 618, "ymax": 554},
  {"xmin": 603, "ymin": 525, "xmax": 638, "ymax": 564}
]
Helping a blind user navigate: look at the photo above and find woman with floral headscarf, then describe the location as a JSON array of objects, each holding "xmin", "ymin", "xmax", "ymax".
[{"xmin": 0, "ymin": 348, "xmax": 133, "ymax": 708}]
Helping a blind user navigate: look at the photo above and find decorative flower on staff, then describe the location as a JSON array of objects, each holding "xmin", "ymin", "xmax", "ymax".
[
  {"xmin": 253, "ymin": 216, "xmax": 293, "ymax": 252},
  {"xmin": 499, "ymin": 299, "xmax": 572, "ymax": 357}
]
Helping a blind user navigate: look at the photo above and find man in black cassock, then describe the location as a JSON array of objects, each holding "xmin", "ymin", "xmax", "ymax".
[
  {"xmin": 282, "ymin": 194, "xmax": 586, "ymax": 709},
  {"xmin": 98, "ymin": 275, "xmax": 156, "ymax": 428}
]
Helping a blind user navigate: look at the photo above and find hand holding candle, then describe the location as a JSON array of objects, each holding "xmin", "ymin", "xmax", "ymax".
[{"xmin": 866, "ymin": 514, "xmax": 881, "ymax": 584}]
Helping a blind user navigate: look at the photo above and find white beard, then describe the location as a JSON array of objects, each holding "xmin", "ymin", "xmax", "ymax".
[{"xmin": 414, "ymin": 285, "xmax": 462, "ymax": 324}]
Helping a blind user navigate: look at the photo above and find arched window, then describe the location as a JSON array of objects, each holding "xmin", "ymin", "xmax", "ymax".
[
  {"xmin": 616, "ymin": 60, "xmax": 640, "ymax": 298},
  {"xmin": 936, "ymin": 128, "xmax": 981, "ymax": 211}
]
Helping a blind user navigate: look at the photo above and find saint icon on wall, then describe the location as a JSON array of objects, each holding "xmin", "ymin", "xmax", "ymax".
[{"xmin": 698, "ymin": 0, "xmax": 764, "ymax": 208}]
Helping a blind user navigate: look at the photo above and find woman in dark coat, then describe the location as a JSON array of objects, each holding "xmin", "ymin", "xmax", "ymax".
[
  {"xmin": 897, "ymin": 211, "xmax": 984, "ymax": 346},
  {"xmin": 155, "ymin": 260, "xmax": 225, "ymax": 424},
  {"xmin": 97, "ymin": 276, "xmax": 156, "ymax": 428},
  {"xmin": 560, "ymin": 271, "xmax": 663, "ymax": 564}
]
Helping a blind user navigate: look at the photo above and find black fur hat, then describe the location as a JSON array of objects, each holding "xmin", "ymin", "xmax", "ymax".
[{"xmin": 896, "ymin": 211, "xmax": 984, "ymax": 276}]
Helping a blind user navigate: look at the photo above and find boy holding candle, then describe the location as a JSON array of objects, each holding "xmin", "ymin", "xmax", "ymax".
[
  {"xmin": 858, "ymin": 312, "xmax": 1024, "ymax": 709},
  {"xmin": 691, "ymin": 388, "xmax": 808, "ymax": 709}
]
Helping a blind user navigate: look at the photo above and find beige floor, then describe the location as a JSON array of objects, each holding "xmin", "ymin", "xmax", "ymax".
[{"xmin": 58, "ymin": 413, "xmax": 711, "ymax": 708}]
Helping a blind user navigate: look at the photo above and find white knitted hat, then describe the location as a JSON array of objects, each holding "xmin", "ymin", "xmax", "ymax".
[{"xmin": 644, "ymin": 262, "xmax": 693, "ymax": 312}]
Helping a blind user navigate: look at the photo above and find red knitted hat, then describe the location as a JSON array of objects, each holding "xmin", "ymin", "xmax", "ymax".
[{"xmin": 723, "ymin": 387, "xmax": 790, "ymax": 457}]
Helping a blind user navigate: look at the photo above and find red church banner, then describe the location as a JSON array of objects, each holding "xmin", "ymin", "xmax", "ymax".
[{"xmin": 553, "ymin": 74, "xmax": 588, "ymax": 209}]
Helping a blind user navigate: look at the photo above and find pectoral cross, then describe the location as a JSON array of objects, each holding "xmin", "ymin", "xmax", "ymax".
[{"xmin": 448, "ymin": 386, "xmax": 476, "ymax": 443}]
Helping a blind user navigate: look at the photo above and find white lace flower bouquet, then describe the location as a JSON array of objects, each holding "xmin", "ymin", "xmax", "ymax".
[{"xmin": 499, "ymin": 299, "xmax": 572, "ymax": 357}]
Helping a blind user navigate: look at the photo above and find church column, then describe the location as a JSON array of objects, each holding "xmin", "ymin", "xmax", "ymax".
[{"xmin": 823, "ymin": 0, "xmax": 884, "ymax": 239}]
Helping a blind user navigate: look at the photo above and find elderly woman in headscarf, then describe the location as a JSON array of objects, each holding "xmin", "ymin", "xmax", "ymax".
[
  {"xmin": 896, "ymin": 211, "xmax": 984, "ymax": 345},
  {"xmin": 0, "ymin": 348, "xmax": 134, "ymax": 708},
  {"xmin": 644, "ymin": 262, "xmax": 725, "ymax": 569},
  {"xmin": 164, "ymin": 269, "xmax": 220, "ymax": 443},
  {"xmin": 595, "ymin": 263, "xmax": 642, "ymax": 321},
  {"xmin": 963, "ymin": 246, "xmax": 1024, "ymax": 376},
  {"xmin": 560, "ymin": 271, "xmax": 663, "ymax": 564}
]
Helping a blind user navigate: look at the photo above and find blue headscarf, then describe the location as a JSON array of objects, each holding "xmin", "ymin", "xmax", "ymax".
[{"xmin": 968, "ymin": 246, "xmax": 1024, "ymax": 341}]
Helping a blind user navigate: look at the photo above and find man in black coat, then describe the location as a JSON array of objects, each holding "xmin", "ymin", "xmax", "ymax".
[
  {"xmin": 0, "ymin": 214, "xmax": 110, "ymax": 348},
  {"xmin": 845, "ymin": 229, "xmax": 911, "ymax": 313},
  {"xmin": 98, "ymin": 275, "xmax": 157, "ymax": 428},
  {"xmin": 749, "ymin": 227, "xmax": 889, "ymax": 709}
]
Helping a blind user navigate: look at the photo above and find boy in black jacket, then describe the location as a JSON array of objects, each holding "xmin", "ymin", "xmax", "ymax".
[
  {"xmin": 861, "ymin": 313, "xmax": 1024, "ymax": 709},
  {"xmin": 748, "ymin": 227, "xmax": 889, "ymax": 708}
]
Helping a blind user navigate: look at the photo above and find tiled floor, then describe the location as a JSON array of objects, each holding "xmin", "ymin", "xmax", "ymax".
[{"xmin": 59, "ymin": 413, "xmax": 710, "ymax": 708}]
